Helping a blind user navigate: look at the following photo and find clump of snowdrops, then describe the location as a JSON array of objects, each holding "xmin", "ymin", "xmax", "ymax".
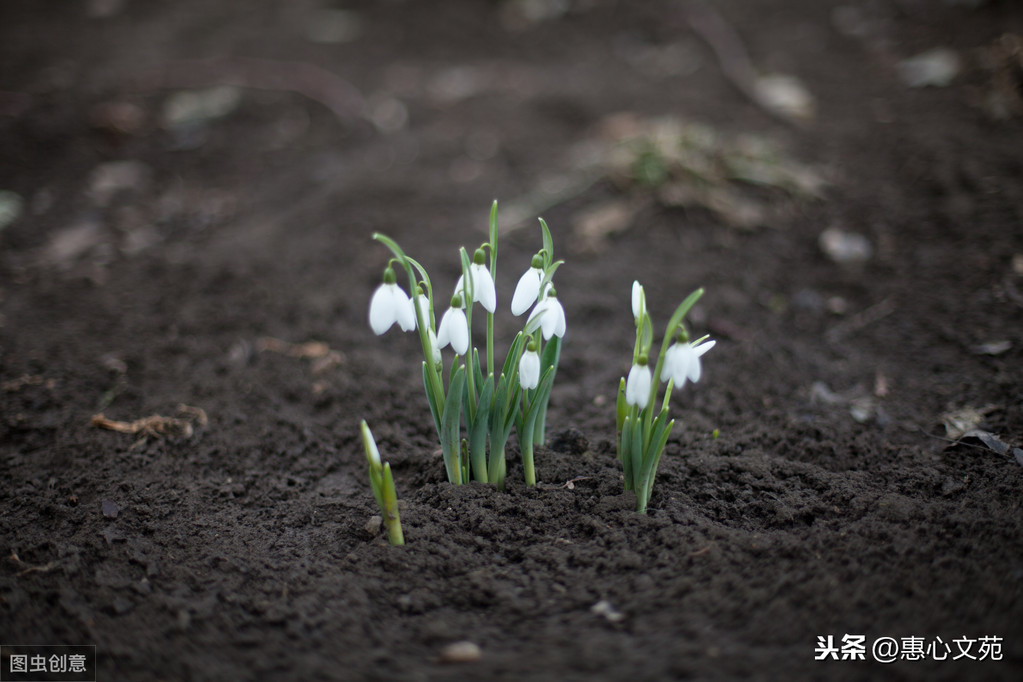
[
  {"xmin": 366, "ymin": 201, "xmax": 564, "ymax": 491},
  {"xmin": 618, "ymin": 281, "xmax": 715, "ymax": 513}
]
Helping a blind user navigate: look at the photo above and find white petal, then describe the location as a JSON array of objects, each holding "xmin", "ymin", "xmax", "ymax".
[
  {"xmin": 436, "ymin": 308, "xmax": 454, "ymax": 349},
  {"xmin": 625, "ymin": 364, "xmax": 651, "ymax": 408},
  {"xmin": 527, "ymin": 298, "xmax": 548, "ymax": 331},
  {"xmin": 661, "ymin": 344, "xmax": 681, "ymax": 382},
  {"xmin": 511, "ymin": 267, "xmax": 542, "ymax": 316},
  {"xmin": 632, "ymin": 281, "xmax": 645, "ymax": 320},
  {"xmin": 369, "ymin": 283, "xmax": 403, "ymax": 335},
  {"xmin": 539, "ymin": 303, "xmax": 558, "ymax": 340},
  {"xmin": 687, "ymin": 356, "xmax": 702, "ymax": 384},
  {"xmin": 519, "ymin": 350, "xmax": 540, "ymax": 390},
  {"xmin": 397, "ymin": 295, "xmax": 416, "ymax": 332},
  {"xmin": 693, "ymin": 339, "xmax": 716, "ymax": 357},
  {"xmin": 549, "ymin": 298, "xmax": 566, "ymax": 338},
  {"xmin": 673, "ymin": 344, "xmax": 698, "ymax": 387},
  {"xmin": 471, "ymin": 263, "xmax": 497, "ymax": 313},
  {"xmin": 449, "ymin": 308, "xmax": 469, "ymax": 355}
]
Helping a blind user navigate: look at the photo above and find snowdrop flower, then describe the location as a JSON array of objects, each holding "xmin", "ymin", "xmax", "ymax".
[
  {"xmin": 511, "ymin": 255, "xmax": 545, "ymax": 316},
  {"xmin": 632, "ymin": 281, "xmax": 645, "ymax": 321},
  {"xmin": 436, "ymin": 295, "xmax": 470, "ymax": 355},
  {"xmin": 625, "ymin": 358, "xmax": 652, "ymax": 409},
  {"xmin": 455, "ymin": 249, "xmax": 497, "ymax": 313},
  {"xmin": 519, "ymin": 342, "xmax": 540, "ymax": 390},
  {"xmin": 661, "ymin": 338, "xmax": 716, "ymax": 389},
  {"xmin": 369, "ymin": 267, "xmax": 416, "ymax": 335},
  {"xmin": 527, "ymin": 287, "xmax": 566, "ymax": 340}
]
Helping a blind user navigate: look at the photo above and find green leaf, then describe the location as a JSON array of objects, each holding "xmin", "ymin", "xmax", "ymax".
[
  {"xmin": 621, "ymin": 414, "xmax": 634, "ymax": 490},
  {"xmin": 616, "ymin": 377, "xmax": 628, "ymax": 434},
  {"xmin": 664, "ymin": 288, "xmax": 705, "ymax": 343},
  {"xmin": 468, "ymin": 375, "xmax": 494, "ymax": 482},
  {"xmin": 441, "ymin": 365, "xmax": 466, "ymax": 484},
  {"xmin": 501, "ymin": 332, "xmax": 525, "ymax": 382},
  {"xmin": 488, "ymin": 200, "xmax": 499, "ymax": 272},
  {"xmin": 539, "ymin": 217, "xmax": 554, "ymax": 268}
]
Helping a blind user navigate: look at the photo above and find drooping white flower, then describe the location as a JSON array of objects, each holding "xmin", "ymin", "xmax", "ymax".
[
  {"xmin": 632, "ymin": 281, "xmax": 645, "ymax": 321},
  {"xmin": 369, "ymin": 275, "xmax": 416, "ymax": 335},
  {"xmin": 625, "ymin": 361, "xmax": 652, "ymax": 408},
  {"xmin": 455, "ymin": 251, "xmax": 497, "ymax": 313},
  {"xmin": 519, "ymin": 347, "xmax": 541, "ymax": 390},
  {"xmin": 511, "ymin": 261, "xmax": 544, "ymax": 316},
  {"xmin": 436, "ymin": 301, "xmax": 470, "ymax": 355},
  {"xmin": 661, "ymin": 339, "xmax": 716, "ymax": 388},
  {"xmin": 527, "ymin": 289, "xmax": 566, "ymax": 340}
]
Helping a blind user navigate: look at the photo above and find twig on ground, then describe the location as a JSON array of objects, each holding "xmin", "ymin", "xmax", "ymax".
[{"xmin": 91, "ymin": 404, "xmax": 207, "ymax": 440}]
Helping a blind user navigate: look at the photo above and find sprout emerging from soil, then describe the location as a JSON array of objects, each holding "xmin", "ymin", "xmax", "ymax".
[
  {"xmin": 370, "ymin": 201, "xmax": 564, "ymax": 490},
  {"xmin": 617, "ymin": 282, "xmax": 714, "ymax": 513},
  {"xmin": 360, "ymin": 420, "xmax": 404, "ymax": 546}
]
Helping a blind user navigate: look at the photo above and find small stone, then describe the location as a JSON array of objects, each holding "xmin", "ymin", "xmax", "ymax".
[
  {"xmin": 591, "ymin": 599, "xmax": 626, "ymax": 623},
  {"xmin": 101, "ymin": 499, "xmax": 119, "ymax": 518},
  {"xmin": 364, "ymin": 515, "xmax": 382, "ymax": 537},
  {"xmin": 438, "ymin": 641, "xmax": 482, "ymax": 663},
  {"xmin": 819, "ymin": 227, "xmax": 872, "ymax": 264}
]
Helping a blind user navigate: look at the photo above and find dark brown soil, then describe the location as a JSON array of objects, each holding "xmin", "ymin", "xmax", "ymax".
[{"xmin": 2, "ymin": 1, "xmax": 1022, "ymax": 680}]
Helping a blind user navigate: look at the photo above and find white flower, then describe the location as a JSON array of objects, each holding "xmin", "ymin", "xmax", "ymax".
[
  {"xmin": 519, "ymin": 347, "xmax": 540, "ymax": 390},
  {"xmin": 625, "ymin": 362, "xmax": 652, "ymax": 408},
  {"xmin": 527, "ymin": 290, "xmax": 566, "ymax": 340},
  {"xmin": 632, "ymin": 281, "xmax": 645, "ymax": 321},
  {"xmin": 455, "ymin": 263, "xmax": 497, "ymax": 313},
  {"xmin": 661, "ymin": 339, "xmax": 716, "ymax": 388},
  {"xmin": 511, "ymin": 266, "xmax": 544, "ymax": 316},
  {"xmin": 369, "ymin": 282, "xmax": 415, "ymax": 335},
  {"xmin": 436, "ymin": 305, "xmax": 470, "ymax": 355}
]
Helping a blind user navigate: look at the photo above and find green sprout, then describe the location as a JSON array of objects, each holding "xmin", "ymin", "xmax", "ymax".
[
  {"xmin": 368, "ymin": 201, "xmax": 564, "ymax": 490},
  {"xmin": 360, "ymin": 420, "xmax": 404, "ymax": 546},
  {"xmin": 617, "ymin": 281, "xmax": 715, "ymax": 514}
]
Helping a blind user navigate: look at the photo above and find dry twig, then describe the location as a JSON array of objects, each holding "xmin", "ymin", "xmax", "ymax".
[{"xmin": 91, "ymin": 404, "xmax": 207, "ymax": 440}]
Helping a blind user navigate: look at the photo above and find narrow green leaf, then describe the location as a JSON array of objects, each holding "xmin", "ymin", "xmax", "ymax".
[
  {"xmin": 539, "ymin": 217, "xmax": 554, "ymax": 268},
  {"xmin": 664, "ymin": 288, "xmax": 704, "ymax": 343},
  {"xmin": 441, "ymin": 366, "xmax": 466, "ymax": 484},
  {"xmin": 469, "ymin": 375, "xmax": 494, "ymax": 482},
  {"xmin": 501, "ymin": 332, "xmax": 524, "ymax": 380},
  {"xmin": 621, "ymin": 415, "xmax": 634, "ymax": 490}
]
